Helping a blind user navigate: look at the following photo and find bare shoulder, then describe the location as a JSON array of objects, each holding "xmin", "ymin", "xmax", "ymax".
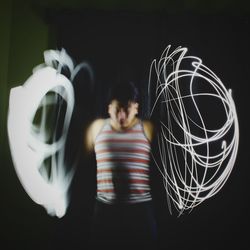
[
  {"xmin": 88, "ymin": 118, "xmax": 106, "ymax": 141},
  {"xmin": 90, "ymin": 118, "xmax": 106, "ymax": 132},
  {"xmin": 142, "ymin": 119, "xmax": 155, "ymax": 143},
  {"xmin": 85, "ymin": 118, "xmax": 106, "ymax": 153}
]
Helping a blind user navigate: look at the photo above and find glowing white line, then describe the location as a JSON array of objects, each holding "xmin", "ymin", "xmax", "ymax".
[
  {"xmin": 148, "ymin": 45, "xmax": 239, "ymax": 215},
  {"xmin": 7, "ymin": 49, "xmax": 88, "ymax": 218}
]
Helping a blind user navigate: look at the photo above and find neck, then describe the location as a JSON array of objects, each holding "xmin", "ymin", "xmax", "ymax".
[{"xmin": 110, "ymin": 117, "xmax": 138, "ymax": 132}]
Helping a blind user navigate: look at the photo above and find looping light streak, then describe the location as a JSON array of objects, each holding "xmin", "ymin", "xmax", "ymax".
[
  {"xmin": 7, "ymin": 45, "xmax": 239, "ymax": 218},
  {"xmin": 148, "ymin": 45, "xmax": 239, "ymax": 215},
  {"xmin": 7, "ymin": 49, "xmax": 89, "ymax": 218}
]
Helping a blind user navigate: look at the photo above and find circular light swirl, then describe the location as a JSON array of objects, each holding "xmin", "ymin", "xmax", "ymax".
[
  {"xmin": 148, "ymin": 45, "xmax": 239, "ymax": 215},
  {"xmin": 7, "ymin": 49, "xmax": 83, "ymax": 218}
]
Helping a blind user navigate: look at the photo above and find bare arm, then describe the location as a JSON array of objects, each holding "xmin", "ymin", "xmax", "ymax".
[
  {"xmin": 84, "ymin": 119, "xmax": 105, "ymax": 154},
  {"xmin": 142, "ymin": 120, "xmax": 155, "ymax": 143}
]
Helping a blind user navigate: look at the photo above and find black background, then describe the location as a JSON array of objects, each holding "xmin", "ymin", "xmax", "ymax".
[{"xmin": 2, "ymin": 2, "xmax": 250, "ymax": 250}]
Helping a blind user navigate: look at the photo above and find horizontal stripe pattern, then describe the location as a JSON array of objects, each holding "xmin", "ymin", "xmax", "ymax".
[{"xmin": 94, "ymin": 119, "xmax": 152, "ymax": 204}]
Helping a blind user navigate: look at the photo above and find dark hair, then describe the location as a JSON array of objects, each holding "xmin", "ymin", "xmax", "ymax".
[{"xmin": 107, "ymin": 81, "xmax": 139, "ymax": 105}]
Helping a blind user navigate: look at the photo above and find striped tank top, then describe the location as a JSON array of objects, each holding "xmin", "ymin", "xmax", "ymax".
[{"xmin": 94, "ymin": 119, "xmax": 152, "ymax": 204}]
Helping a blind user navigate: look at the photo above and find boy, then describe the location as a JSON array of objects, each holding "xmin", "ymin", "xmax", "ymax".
[{"xmin": 85, "ymin": 81, "xmax": 157, "ymax": 248}]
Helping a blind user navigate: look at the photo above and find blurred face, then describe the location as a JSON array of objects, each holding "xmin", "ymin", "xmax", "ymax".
[{"xmin": 108, "ymin": 100, "xmax": 139, "ymax": 130}]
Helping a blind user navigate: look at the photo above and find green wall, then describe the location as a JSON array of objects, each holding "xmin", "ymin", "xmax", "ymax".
[
  {"xmin": 0, "ymin": 0, "xmax": 49, "ymax": 157},
  {"xmin": 0, "ymin": 1, "xmax": 52, "ymax": 248},
  {"xmin": 0, "ymin": 0, "xmax": 12, "ymax": 155}
]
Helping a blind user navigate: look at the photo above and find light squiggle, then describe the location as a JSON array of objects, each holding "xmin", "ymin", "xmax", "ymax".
[
  {"xmin": 7, "ymin": 49, "xmax": 90, "ymax": 218},
  {"xmin": 148, "ymin": 45, "xmax": 239, "ymax": 215}
]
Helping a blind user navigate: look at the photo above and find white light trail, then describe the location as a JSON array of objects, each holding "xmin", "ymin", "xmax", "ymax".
[
  {"xmin": 148, "ymin": 45, "xmax": 239, "ymax": 215},
  {"xmin": 7, "ymin": 49, "xmax": 88, "ymax": 218}
]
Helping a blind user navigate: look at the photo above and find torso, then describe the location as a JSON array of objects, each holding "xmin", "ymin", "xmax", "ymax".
[{"xmin": 94, "ymin": 119, "xmax": 152, "ymax": 204}]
